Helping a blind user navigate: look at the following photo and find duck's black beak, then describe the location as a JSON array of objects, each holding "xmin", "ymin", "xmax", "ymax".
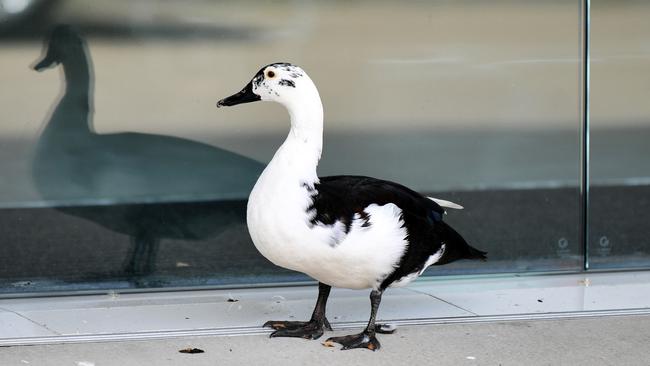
[
  {"xmin": 217, "ymin": 81, "xmax": 260, "ymax": 108},
  {"xmin": 33, "ymin": 50, "xmax": 58, "ymax": 71}
]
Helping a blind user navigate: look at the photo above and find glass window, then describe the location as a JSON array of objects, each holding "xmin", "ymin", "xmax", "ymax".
[
  {"xmin": 1, "ymin": 1, "xmax": 584, "ymax": 294},
  {"xmin": 589, "ymin": 0, "xmax": 650, "ymax": 269}
]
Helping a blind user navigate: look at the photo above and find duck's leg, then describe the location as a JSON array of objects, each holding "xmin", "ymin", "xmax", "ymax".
[
  {"xmin": 325, "ymin": 289, "xmax": 384, "ymax": 351},
  {"xmin": 123, "ymin": 235, "xmax": 146, "ymax": 275},
  {"xmin": 123, "ymin": 233, "xmax": 158, "ymax": 276},
  {"xmin": 264, "ymin": 282, "xmax": 333, "ymax": 340}
]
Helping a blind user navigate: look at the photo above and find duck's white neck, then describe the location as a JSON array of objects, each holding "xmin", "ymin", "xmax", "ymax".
[{"xmin": 271, "ymin": 87, "xmax": 324, "ymax": 184}]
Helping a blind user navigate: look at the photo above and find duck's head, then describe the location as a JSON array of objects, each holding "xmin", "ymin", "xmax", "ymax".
[
  {"xmin": 217, "ymin": 62, "xmax": 316, "ymax": 109},
  {"xmin": 33, "ymin": 25, "xmax": 85, "ymax": 71}
]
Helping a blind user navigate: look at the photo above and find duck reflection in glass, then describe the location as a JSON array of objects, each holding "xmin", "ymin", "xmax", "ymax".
[{"xmin": 31, "ymin": 25, "xmax": 264, "ymax": 279}]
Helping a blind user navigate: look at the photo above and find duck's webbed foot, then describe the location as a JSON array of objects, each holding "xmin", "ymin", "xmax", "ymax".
[
  {"xmin": 264, "ymin": 318, "xmax": 332, "ymax": 340},
  {"xmin": 324, "ymin": 289, "xmax": 387, "ymax": 351},
  {"xmin": 325, "ymin": 331, "xmax": 381, "ymax": 351},
  {"xmin": 263, "ymin": 282, "xmax": 333, "ymax": 340}
]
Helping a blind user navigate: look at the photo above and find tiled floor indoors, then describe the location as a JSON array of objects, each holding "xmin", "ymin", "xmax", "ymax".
[{"xmin": 1, "ymin": 271, "xmax": 649, "ymax": 347}]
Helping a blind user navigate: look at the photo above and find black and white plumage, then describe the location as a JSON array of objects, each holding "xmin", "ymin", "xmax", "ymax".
[
  {"xmin": 217, "ymin": 63, "xmax": 486, "ymax": 351},
  {"xmin": 308, "ymin": 175, "xmax": 486, "ymax": 288}
]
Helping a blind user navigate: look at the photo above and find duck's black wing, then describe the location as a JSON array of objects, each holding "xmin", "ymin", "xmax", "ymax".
[
  {"xmin": 308, "ymin": 175, "xmax": 445, "ymax": 228},
  {"xmin": 309, "ymin": 175, "xmax": 486, "ymax": 288}
]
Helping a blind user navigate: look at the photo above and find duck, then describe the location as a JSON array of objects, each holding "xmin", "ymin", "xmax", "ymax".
[
  {"xmin": 217, "ymin": 62, "xmax": 487, "ymax": 351},
  {"xmin": 32, "ymin": 25, "xmax": 265, "ymax": 277}
]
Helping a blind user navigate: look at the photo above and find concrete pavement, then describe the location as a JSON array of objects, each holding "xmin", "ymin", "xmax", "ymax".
[{"xmin": 2, "ymin": 315, "xmax": 649, "ymax": 366}]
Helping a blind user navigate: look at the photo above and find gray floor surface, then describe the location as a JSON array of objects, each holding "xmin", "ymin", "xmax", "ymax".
[{"xmin": 2, "ymin": 315, "xmax": 649, "ymax": 366}]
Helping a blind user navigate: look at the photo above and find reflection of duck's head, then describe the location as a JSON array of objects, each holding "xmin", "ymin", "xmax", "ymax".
[{"xmin": 33, "ymin": 25, "xmax": 85, "ymax": 71}]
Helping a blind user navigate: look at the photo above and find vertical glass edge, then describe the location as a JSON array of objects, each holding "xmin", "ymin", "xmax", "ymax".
[{"xmin": 581, "ymin": 0, "xmax": 591, "ymax": 270}]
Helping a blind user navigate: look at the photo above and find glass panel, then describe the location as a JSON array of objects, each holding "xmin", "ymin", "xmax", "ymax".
[
  {"xmin": 589, "ymin": 1, "xmax": 650, "ymax": 269},
  {"xmin": 0, "ymin": 0, "xmax": 583, "ymax": 294}
]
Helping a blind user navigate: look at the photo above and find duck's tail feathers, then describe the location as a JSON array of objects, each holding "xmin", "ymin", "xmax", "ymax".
[{"xmin": 427, "ymin": 197, "xmax": 464, "ymax": 210}]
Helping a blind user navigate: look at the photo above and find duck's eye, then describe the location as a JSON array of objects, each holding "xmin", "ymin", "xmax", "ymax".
[{"xmin": 266, "ymin": 70, "xmax": 276, "ymax": 78}]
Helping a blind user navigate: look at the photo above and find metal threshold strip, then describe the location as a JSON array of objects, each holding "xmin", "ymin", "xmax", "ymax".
[{"xmin": 2, "ymin": 307, "xmax": 649, "ymax": 347}]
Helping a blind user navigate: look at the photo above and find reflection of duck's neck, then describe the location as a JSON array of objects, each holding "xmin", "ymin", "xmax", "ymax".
[{"xmin": 46, "ymin": 45, "xmax": 94, "ymax": 136}]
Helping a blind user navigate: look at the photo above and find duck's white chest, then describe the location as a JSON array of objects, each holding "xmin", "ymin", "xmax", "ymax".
[
  {"xmin": 246, "ymin": 166, "xmax": 410, "ymax": 290},
  {"xmin": 246, "ymin": 167, "xmax": 318, "ymax": 272}
]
